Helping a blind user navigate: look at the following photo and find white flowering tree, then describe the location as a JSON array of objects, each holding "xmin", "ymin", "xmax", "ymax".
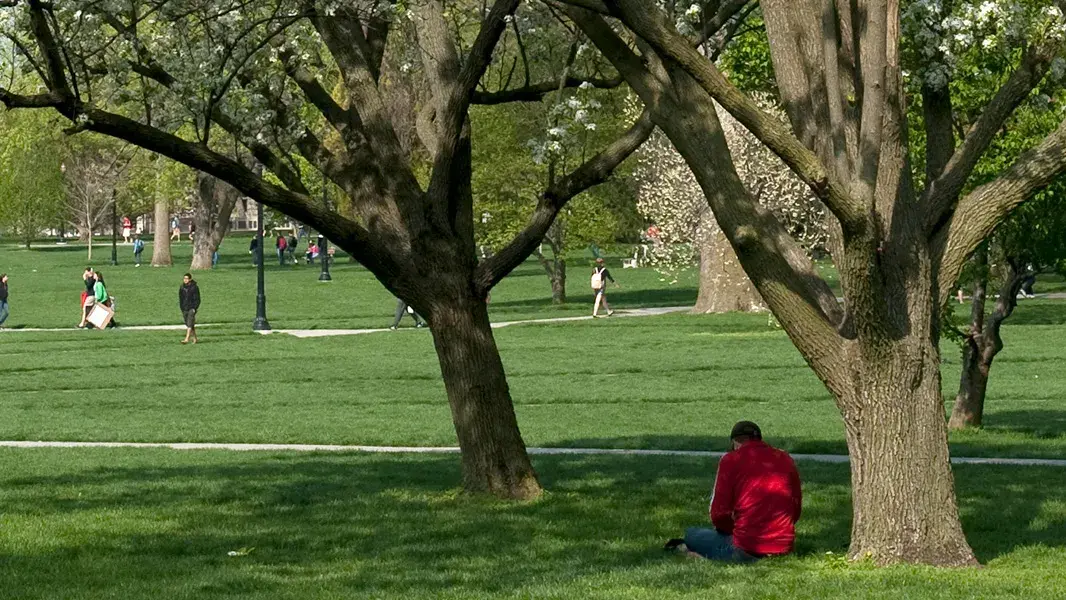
[
  {"xmin": 0, "ymin": 0, "xmax": 656, "ymax": 500},
  {"xmin": 635, "ymin": 94, "xmax": 828, "ymax": 313},
  {"xmin": 565, "ymin": 0, "xmax": 1066, "ymax": 565},
  {"xmin": 525, "ymin": 69, "xmax": 620, "ymax": 303}
]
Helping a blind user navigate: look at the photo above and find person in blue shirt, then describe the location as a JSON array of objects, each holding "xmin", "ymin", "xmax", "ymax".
[{"xmin": 132, "ymin": 235, "xmax": 145, "ymax": 266}]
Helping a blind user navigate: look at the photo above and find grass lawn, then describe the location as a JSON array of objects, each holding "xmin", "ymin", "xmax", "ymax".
[
  {"xmin": 0, "ymin": 239, "xmax": 696, "ymax": 330},
  {"xmin": 0, "ymin": 449, "xmax": 1064, "ymax": 600},
  {"xmin": 1, "ymin": 242, "xmax": 1065, "ymax": 597}
]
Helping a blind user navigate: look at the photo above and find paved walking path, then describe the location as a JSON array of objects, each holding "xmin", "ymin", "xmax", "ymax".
[
  {"xmin": 2, "ymin": 440, "xmax": 1063, "ymax": 467},
  {"xmin": 0, "ymin": 324, "xmax": 212, "ymax": 333},
  {"xmin": 260, "ymin": 306, "xmax": 692, "ymax": 339}
]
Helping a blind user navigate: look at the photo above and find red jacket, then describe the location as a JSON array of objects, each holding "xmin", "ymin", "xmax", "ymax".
[{"xmin": 709, "ymin": 440, "xmax": 802, "ymax": 556}]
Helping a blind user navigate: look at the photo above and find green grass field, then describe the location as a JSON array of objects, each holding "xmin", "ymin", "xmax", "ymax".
[{"xmin": 0, "ymin": 240, "xmax": 1065, "ymax": 598}]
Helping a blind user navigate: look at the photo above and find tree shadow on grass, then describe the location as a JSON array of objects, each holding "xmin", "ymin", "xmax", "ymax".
[
  {"xmin": 1003, "ymin": 301, "xmax": 1066, "ymax": 325},
  {"xmin": 0, "ymin": 451, "xmax": 1061, "ymax": 598},
  {"xmin": 24, "ymin": 245, "xmax": 86, "ymax": 254},
  {"xmin": 966, "ymin": 409, "xmax": 1066, "ymax": 440}
]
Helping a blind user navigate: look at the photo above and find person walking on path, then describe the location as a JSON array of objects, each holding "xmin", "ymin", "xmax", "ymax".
[
  {"xmin": 171, "ymin": 217, "xmax": 181, "ymax": 240},
  {"xmin": 132, "ymin": 235, "xmax": 145, "ymax": 266},
  {"xmin": 0, "ymin": 274, "xmax": 9, "ymax": 329},
  {"xmin": 249, "ymin": 237, "xmax": 259, "ymax": 265},
  {"xmin": 389, "ymin": 298, "xmax": 426, "ymax": 330},
  {"xmin": 121, "ymin": 216, "xmax": 133, "ymax": 244},
  {"xmin": 179, "ymin": 273, "xmax": 201, "ymax": 344},
  {"xmin": 286, "ymin": 233, "xmax": 299, "ymax": 264},
  {"xmin": 275, "ymin": 233, "xmax": 287, "ymax": 266},
  {"xmin": 591, "ymin": 258, "xmax": 617, "ymax": 318},
  {"xmin": 664, "ymin": 421, "xmax": 802, "ymax": 562}
]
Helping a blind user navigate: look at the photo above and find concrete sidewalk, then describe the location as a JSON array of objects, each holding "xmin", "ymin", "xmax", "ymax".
[
  {"xmin": 260, "ymin": 306, "xmax": 692, "ymax": 339},
  {"xmin": 2, "ymin": 440, "xmax": 1063, "ymax": 467}
]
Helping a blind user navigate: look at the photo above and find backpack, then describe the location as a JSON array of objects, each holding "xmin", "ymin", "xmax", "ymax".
[
  {"xmin": 278, "ymin": 236, "xmax": 287, "ymax": 250},
  {"xmin": 133, "ymin": 240, "xmax": 144, "ymax": 252},
  {"xmin": 591, "ymin": 268, "xmax": 604, "ymax": 291}
]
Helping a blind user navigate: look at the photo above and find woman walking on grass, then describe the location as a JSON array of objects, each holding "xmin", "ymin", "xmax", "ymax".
[{"xmin": 179, "ymin": 273, "xmax": 201, "ymax": 344}]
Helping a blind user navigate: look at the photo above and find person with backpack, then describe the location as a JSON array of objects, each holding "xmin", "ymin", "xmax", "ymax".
[
  {"xmin": 275, "ymin": 233, "xmax": 287, "ymax": 266},
  {"xmin": 286, "ymin": 233, "xmax": 299, "ymax": 264},
  {"xmin": 591, "ymin": 258, "xmax": 617, "ymax": 318},
  {"xmin": 132, "ymin": 235, "xmax": 145, "ymax": 266},
  {"xmin": 179, "ymin": 273, "xmax": 201, "ymax": 344},
  {"xmin": 389, "ymin": 298, "xmax": 426, "ymax": 330}
]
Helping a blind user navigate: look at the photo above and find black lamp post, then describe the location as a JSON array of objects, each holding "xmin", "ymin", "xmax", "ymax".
[
  {"xmin": 253, "ymin": 200, "xmax": 271, "ymax": 330},
  {"xmin": 318, "ymin": 182, "xmax": 332, "ymax": 282},
  {"xmin": 110, "ymin": 192, "xmax": 118, "ymax": 266}
]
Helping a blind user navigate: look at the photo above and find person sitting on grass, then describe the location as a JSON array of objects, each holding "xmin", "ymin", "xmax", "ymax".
[{"xmin": 664, "ymin": 421, "xmax": 802, "ymax": 562}]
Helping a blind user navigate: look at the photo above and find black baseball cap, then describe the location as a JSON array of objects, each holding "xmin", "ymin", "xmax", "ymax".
[{"xmin": 730, "ymin": 421, "xmax": 762, "ymax": 441}]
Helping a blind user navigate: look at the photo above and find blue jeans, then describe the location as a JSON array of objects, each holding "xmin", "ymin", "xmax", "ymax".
[
  {"xmin": 0, "ymin": 300, "xmax": 8, "ymax": 326},
  {"xmin": 683, "ymin": 527, "xmax": 759, "ymax": 563}
]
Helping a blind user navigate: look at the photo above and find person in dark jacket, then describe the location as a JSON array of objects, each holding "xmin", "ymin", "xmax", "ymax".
[
  {"xmin": 0, "ymin": 274, "xmax": 9, "ymax": 329},
  {"xmin": 286, "ymin": 233, "xmax": 299, "ymax": 264},
  {"xmin": 179, "ymin": 273, "xmax": 201, "ymax": 344},
  {"xmin": 664, "ymin": 421, "xmax": 802, "ymax": 562}
]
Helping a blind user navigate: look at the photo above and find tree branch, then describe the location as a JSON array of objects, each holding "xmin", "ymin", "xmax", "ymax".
[
  {"xmin": 936, "ymin": 117, "xmax": 1066, "ymax": 302},
  {"xmin": 474, "ymin": 109, "xmax": 654, "ymax": 293},
  {"xmin": 72, "ymin": 106, "xmax": 399, "ymax": 276},
  {"xmin": 926, "ymin": 41, "xmax": 1060, "ymax": 228},
  {"xmin": 425, "ymin": 0, "xmax": 521, "ymax": 228},
  {"xmin": 472, "ymin": 76, "xmax": 623, "ymax": 104},
  {"xmin": 601, "ymin": 0, "xmax": 867, "ymax": 236}
]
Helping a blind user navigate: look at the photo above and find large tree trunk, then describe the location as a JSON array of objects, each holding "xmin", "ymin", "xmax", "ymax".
[
  {"xmin": 694, "ymin": 226, "xmax": 764, "ymax": 313},
  {"xmin": 949, "ymin": 258, "xmax": 1026, "ymax": 429},
  {"xmin": 550, "ymin": 262, "xmax": 566, "ymax": 304},
  {"xmin": 950, "ymin": 337, "xmax": 991, "ymax": 429},
  {"xmin": 842, "ymin": 341, "xmax": 976, "ymax": 566},
  {"xmin": 190, "ymin": 173, "xmax": 239, "ymax": 270},
  {"xmin": 426, "ymin": 286, "xmax": 542, "ymax": 500},
  {"xmin": 151, "ymin": 198, "xmax": 172, "ymax": 267}
]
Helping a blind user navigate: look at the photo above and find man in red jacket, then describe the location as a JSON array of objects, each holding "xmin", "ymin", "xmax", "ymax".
[{"xmin": 665, "ymin": 421, "xmax": 802, "ymax": 562}]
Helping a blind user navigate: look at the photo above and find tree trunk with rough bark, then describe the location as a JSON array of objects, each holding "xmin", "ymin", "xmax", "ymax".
[
  {"xmin": 550, "ymin": 262, "xmax": 567, "ymax": 304},
  {"xmin": 535, "ymin": 239, "xmax": 567, "ymax": 304},
  {"xmin": 190, "ymin": 173, "xmax": 239, "ymax": 270},
  {"xmin": 151, "ymin": 198, "xmax": 172, "ymax": 267},
  {"xmin": 426, "ymin": 273, "xmax": 541, "ymax": 500},
  {"xmin": 840, "ymin": 335, "xmax": 976, "ymax": 566},
  {"xmin": 949, "ymin": 259, "xmax": 1026, "ymax": 429},
  {"xmin": 694, "ymin": 225, "xmax": 763, "ymax": 313}
]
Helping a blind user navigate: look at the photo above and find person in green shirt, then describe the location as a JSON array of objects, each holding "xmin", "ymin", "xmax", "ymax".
[{"xmin": 93, "ymin": 271, "xmax": 117, "ymax": 328}]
